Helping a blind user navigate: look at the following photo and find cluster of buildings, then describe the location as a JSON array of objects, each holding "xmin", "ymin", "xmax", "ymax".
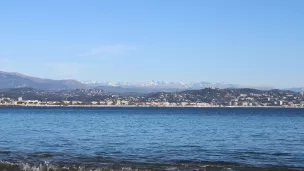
[
  {"xmin": 1, "ymin": 88, "xmax": 304, "ymax": 108},
  {"xmin": 0, "ymin": 97, "xmax": 215, "ymax": 107},
  {"xmin": 0, "ymin": 97, "xmax": 56, "ymax": 106},
  {"xmin": 227, "ymin": 92, "xmax": 304, "ymax": 107}
]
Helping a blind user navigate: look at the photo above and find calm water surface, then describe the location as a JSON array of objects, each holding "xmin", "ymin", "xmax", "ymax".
[{"xmin": 0, "ymin": 107, "xmax": 303, "ymax": 170}]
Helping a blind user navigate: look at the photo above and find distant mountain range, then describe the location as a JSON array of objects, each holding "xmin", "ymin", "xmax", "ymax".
[
  {"xmin": 0, "ymin": 71, "xmax": 85, "ymax": 90},
  {"xmin": 0, "ymin": 71, "xmax": 303, "ymax": 92},
  {"xmin": 82, "ymin": 80, "xmax": 275, "ymax": 92},
  {"xmin": 287, "ymin": 87, "xmax": 304, "ymax": 92}
]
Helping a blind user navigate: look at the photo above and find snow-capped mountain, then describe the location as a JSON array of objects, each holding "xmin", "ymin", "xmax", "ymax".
[
  {"xmin": 80, "ymin": 80, "xmax": 102, "ymax": 85},
  {"xmin": 81, "ymin": 80, "xmax": 243, "ymax": 89},
  {"xmin": 0, "ymin": 71, "xmax": 296, "ymax": 93}
]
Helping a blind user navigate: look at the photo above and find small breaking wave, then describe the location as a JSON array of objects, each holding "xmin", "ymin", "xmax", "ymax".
[
  {"xmin": 0, "ymin": 160, "xmax": 304, "ymax": 171},
  {"xmin": 1, "ymin": 151, "xmax": 304, "ymax": 171}
]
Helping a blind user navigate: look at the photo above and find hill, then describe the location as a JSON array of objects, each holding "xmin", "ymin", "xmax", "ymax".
[{"xmin": 0, "ymin": 71, "xmax": 86, "ymax": 90}]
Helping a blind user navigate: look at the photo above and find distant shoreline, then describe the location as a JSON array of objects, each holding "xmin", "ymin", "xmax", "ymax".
[{"xmin": 0, "ymin": 104, "xmax": 303, "ymax": 108}]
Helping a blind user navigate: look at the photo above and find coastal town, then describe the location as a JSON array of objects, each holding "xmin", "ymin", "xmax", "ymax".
[{"xmin": 1, "ymin": 87, "xmax": 304, "ymax": 107}]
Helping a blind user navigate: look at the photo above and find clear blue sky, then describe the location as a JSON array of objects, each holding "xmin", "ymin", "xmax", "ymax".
[{"xmin": 0, "ymin": 0, "xmax": 303, "ymax": 88}]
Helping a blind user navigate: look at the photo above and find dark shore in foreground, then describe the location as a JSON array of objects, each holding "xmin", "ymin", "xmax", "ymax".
[{"xmin": 1, "ymin": 161, "xmax": 303, "ymax": 171}]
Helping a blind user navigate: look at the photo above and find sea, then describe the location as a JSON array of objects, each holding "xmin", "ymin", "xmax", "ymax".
[{"xmin": 0, "ymin": 107, "xmax": 303, "ymax": 171}]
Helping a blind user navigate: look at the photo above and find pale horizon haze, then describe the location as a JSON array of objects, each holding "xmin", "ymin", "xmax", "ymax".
[{"xmin": 0, "ymin": 0, "xmax": 303, "ymax": 88}]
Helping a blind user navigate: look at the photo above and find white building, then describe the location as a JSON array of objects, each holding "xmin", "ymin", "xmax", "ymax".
[
  {"xmin": 72, "ymin": 101, "xmax": 82, "ymax": 105},
  {"xmin": 63, "ymin": 101, "xmax": 70, "ymax": 104},
  {"xmin": 91, "ymin": 101, "xmax": 99, "ymax": 105},
  {"xmin": 25, "ymin": 100, "xmax": 40, "ymax": 105},
  {"xmin": 121, "ymin": 100, "xmax": 129, "ymax": 105},
  {"xmin": 99, "ymin": 101, "xmax": 106, "ymax": 105},
  {"xmin": 181, "ymin": 102, "xmax": 188, "ymax": 106},
  {"xmin": 106, "ymin": 100, "xmax": 113, "ymax": 105}
]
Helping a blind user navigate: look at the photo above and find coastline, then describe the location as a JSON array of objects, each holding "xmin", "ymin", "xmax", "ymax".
[{"xmin": 0, "ymin": 104, "xmax": 304, "ymax": 108}]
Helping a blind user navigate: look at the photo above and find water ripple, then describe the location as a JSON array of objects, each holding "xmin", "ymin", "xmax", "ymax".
[{"xmin": 0, "ymin": 107, "xmax": 303, "ymax": 169}]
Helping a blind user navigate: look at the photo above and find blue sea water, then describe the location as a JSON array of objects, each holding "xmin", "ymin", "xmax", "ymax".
[{"xmin": 0, "ymin": 107, "xmax": 304, "ymax": 170}]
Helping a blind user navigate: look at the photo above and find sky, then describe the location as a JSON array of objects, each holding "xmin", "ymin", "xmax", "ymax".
[{"xmin": 0, "ymin": 0, "xmax": 303, "ymax": 88}]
